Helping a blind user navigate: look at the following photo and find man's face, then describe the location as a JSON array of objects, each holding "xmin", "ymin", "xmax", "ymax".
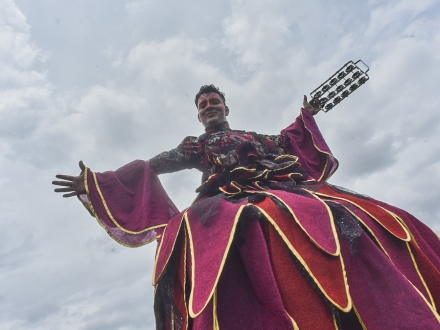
[{"xmin": 197, "ymin": 92, "xmax": 229, "ymax": 128}]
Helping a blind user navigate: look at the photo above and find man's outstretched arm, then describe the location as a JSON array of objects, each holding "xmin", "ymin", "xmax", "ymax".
[{"xmin": 52, "ymin": 161, "xmax": 86, "ymax": 197}]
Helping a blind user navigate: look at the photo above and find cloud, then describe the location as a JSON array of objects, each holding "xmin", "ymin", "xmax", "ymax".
[{"xmin": 1, "ymin": 0, "xmax": 440, "ymax": 328}]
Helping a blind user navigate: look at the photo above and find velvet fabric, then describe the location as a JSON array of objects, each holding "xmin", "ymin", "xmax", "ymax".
[{"xmin": 83, "ymin": 110, "xmax": 440, "ymax": 329}]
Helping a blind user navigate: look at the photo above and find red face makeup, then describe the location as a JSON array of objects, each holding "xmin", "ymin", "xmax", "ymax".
[{"xmin": 197, "ymin": 93, "xmax": 229, "ymax": 128}]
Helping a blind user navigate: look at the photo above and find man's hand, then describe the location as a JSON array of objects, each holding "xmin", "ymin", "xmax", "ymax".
[
  {"xmin": 53, "ymin": 161, "xmax": 86, "ymax": 197},
  {"xmin": 303, "ymin": 95, "xmax": 320, "ymax": 116}
]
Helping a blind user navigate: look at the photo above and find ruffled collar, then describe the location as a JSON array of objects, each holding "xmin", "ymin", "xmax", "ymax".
[{"xmin": 204, "ymin": 121, "xmax": 231, "ymax": 133}]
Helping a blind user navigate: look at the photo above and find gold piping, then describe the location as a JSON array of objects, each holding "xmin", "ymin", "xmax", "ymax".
[
  {"xmin": 255, "ymin": 205, "xmax": 352, "ymax": 312},
  {"xmin": 353, "ymin": 304, "xmax": 367, "ymax": 330},
  {"xmin": 406, "ymin": 242, "xmax": 437, "ymax": 311},
  {"xmin": 262, "ymin": 191, "xmax": 340, "ymax": 256},
  {"xmin": 315, "ymin": 192, "xmax": 411, "ymax": 242},
  {"xmin": 84, "ymin": 167, "xmax": 165, "ymax": 247},
  {"xmin": 92, "ymin": 171, "xmax": 167, "ymax": 234},
  {"xmin": 286, "ymin": 312, "xmax": 299, "ymax": 330},
  {"xmin": 213, "ymin": 288, "xmax": 220, "ymax": 330},
  {"xmin": 187, "ymin": 205, "xmax": 248, "ymax": 318},
  {"xmin": 300, "ymin": 110, "xmax": 338, "ymax": 182},
  {"xmin": 339, "ymin": 204, "xmax": 391, "ymax": 261},
  {"xmin": 152, "ymin": 211, "xmax": 186, "ymax": 285}
]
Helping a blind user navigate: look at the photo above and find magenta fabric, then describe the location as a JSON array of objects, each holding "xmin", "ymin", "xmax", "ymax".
[
  {"xmin": 153, "ymin": 210, "xmax": 186, "ymax": 284},
  {"xmin": 317, "ymin": 184, "xmax": 411, "ymax": 241},
  {"xmin": 269, "ymin": 189, "xmax": 338, "ymax": 255},
  {"xmin": 86, "ymin": 160, "xmax": 179, "ymax": 246},
  {"xmin": 216, "ymin": 219, "xmax": 295, "ymax": 330},
  {"xmin": 371, "ymin": 199, "xmax": 440, "ymax": 271},
  {"xmin": 186, "ymin": 195, "xmax": 248, "ymax": 316},
  {"xmin": 281, "ymin": 109, "xmax": 338, "ymax": 181},
  {"xmin": 81, "ymin": 109, "xmax": 440, "ymax": 329},
  {"xmin": 341, "ymin": 230, "xmax": 440, "ymax": 329},
  {"xmin": 341, "ymin": 202, "xmax": 431, "ymax": 300}
]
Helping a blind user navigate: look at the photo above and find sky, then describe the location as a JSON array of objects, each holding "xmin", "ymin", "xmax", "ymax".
[{"xmin": 1, "ymin": 0, "xmax": 440, "ymax": 328}]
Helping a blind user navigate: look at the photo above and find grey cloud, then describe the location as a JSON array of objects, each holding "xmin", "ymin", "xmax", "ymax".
[{"xmin": 2, "ymin": 0, "xmax": 440, "ymax": 328}]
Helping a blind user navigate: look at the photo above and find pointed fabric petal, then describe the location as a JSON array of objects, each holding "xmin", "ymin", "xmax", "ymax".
[
  {"xmin": 370, "ymin": 199, "xmax": 440, "ymax": 271},
  {"xmin": 409, "ymin": 241, "xmax": 440, "ymax": 312},
  {"xmin": 154, "ymin": 231, "xmax": 187, "ymax": 330},
  {"xmin": 341, "ymin": 230, "xmax": 440, "ymax": 329},
  {"xmin": 153, "ymin": 210, "xmax": 186, "ymax": 285},
  {"xmin": 267, "ymin": 189, "xmax": 339, "ymax": 255},
  {"xmin": 173, "ymin": 233, "xmax": 189, "ymax": 330},
  {"xmin": 186, "ymin": 195, "xmax": 248, "ymax": 317},
  {"xmin": 263, "ymin": 222, "xmax": 336, "ymax": 329},
  {"xmin": 216, "ymin": 220, "xmax": 296, "ymax": 330},
  {"xmin": 333, "ymin": 201, "xmax": 433, "ymax": 306},
  {"xmin": 256, "ymin": 197, "xmax": 351, "ymax": 312},
  {"xmin": 316, "ymin": 185, "xmax": 410, "ymax": 241},
  {"xmin": 191, "ymin": 294, "xmax": 215, "ymax": 330}
]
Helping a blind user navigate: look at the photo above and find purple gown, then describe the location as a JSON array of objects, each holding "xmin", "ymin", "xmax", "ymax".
[{"xmin": 80, "ymin": 109, "xmax": 440, "ymax": 330}]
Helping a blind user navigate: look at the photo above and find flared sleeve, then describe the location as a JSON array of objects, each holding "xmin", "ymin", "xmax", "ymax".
[
  {"xmin": 79, "ymin": 160, "xmax": 180, "ymax": 247},
  {"xmin": 281, "ymin": 109, "xmax": 339, "ymax": 182}
]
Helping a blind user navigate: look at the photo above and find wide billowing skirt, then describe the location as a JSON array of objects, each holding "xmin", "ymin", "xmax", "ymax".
[{"xmin": 152, "ymin": 183, "xmax": 440, "ymax": 330}]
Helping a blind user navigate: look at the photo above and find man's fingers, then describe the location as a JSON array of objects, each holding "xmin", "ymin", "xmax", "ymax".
[
  {"xmin": 54, "ymin": 187, "xmax": 74, "ymax": 193},
  {"xmin": 52, "ymin": 180, "xmax": 73, "ymax": 187},
  {"xmin": 63, "ymin": 192, "xmax": 78, "ymax": 198},
  {"xmin": 303, "ymin": 95, "xmax": 313, "ymax": 109},
  {"xmin": 55, "ymin": 174, "xmax": 74, "ymax": 180},
  {"xmin": 79, "ymin": 160, "xmax": 85, "ymax": 172}
]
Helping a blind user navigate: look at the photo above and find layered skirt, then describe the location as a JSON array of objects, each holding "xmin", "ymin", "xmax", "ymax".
[{"xmin": 153, "ymin": 183, "xmax": 440, "ymax": 330}]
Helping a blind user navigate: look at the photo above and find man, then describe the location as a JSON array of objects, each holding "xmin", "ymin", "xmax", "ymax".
[
  {"xmin": 54, "ymin": 85, "xmax": 440, "ymax": 330},
  {"xmin": 52, "ymin": 85, "xmax": 318, "ymax": 196}
]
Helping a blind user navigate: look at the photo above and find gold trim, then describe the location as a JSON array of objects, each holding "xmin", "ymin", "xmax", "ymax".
[
  {"xmin": 300, "ymin": 110, "xmax": 337, "ymax": 182},
  {"xmin": 183, "ymin": 230, "xmax": 189, "ymax": 330},
  {"xmin": 378, "ymin": 206, "xmax": 417, "ymax": 244},
  {"xmin": 219, "ymin": 181, "xmax": 243, "ymax": 196},
  {"xmin": 272, "ymin": 162, "xmax": 301, "ymax": 173},
  {"xmin": 92, "ymin": 172, "xmax": 166, "ymax": 234},
  {"xmin": 152, "ymin": 211, "xmax": 186, "ymax": 285},
  {"xmin": 308, "ymin": 192, "xmax": 340, "ymax": 256},
  {"xmin": 315, "ymin": 191, "xmax": 411, "ymax": 242},
  {"xmin": 286, "ymin": 312, "xmax": 299, "ymax": 330},
  {"xmin": 339, "ymin": 204, "xmax": 391, "ymax": 261},
  {"xmin": 152, "ymin": 225, "xmax": 168, "ymax": 285},
  {"xmin": 213, "ymin": 288, "xmax": 220, "ymax": 330},
  {"xmin": 340, "ymin": 204, "xmax": 439, "ymax": 317},
  {"xmin": 353, "ymin": 304, "xmax": 367, "ymax": 330},
  {"xmin": 274, "ymin": 154, "xmax": 298, "ymax": 162},
  {"xmin": 406, "ymin": 281, "xmax": 440, "ymax": 323},
  {"xmin": 331, "ymin": 309, "xmax": 338, "ymax": 330},
  {"xmin": 187, "ymin": 205, "xmax": 248, "ymax": 318},
  {"xmin": 84, "ymin": 168, "xmax": 165, "ymax": 247},
  {"xmin": 84, "ymin": 166, "xmax": 97, "ymax": 216},
  {"xmin": 230, "ymin": 166, "xmax": 256, "ymax": 174},
  {"xmin": 262, "ymin": 191, "xmax": 340, "ymax": 256},
  {"xmin": 255, "ymin": 205, "xmax": 352, "ymax": 312},
  {"xmin": 252, "ymin": 169, "xmax": 270, "ymax": 180},
  {"xmin": 406, "ymin": 242, "xmax": 437, "ymax": 311},
  {"xmin": 300, "ymin": 110, "xmax": 334, "ymax": 157},
  {"xmin": 318, "ymin": 155, "xmax": 329, "ymax": 182}
]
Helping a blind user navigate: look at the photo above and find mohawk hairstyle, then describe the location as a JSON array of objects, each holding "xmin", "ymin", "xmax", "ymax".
[{"xmin": 194, "ymin": 84, "xmax": 226, "ymax": 107}]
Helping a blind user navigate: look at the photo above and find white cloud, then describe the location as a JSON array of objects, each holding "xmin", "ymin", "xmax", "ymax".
[{"xmin": 1, "ymin": 0, "xmax": 440, "ymax": 328}]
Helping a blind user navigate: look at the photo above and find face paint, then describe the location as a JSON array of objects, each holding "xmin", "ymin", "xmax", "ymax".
[
  {"xmin": 197, "ymin": 93, "xmax": 224, "ymax": 110},
  {"xmin": 197, "ymin": 93, "xmax": 229, "ymax": 128}
]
